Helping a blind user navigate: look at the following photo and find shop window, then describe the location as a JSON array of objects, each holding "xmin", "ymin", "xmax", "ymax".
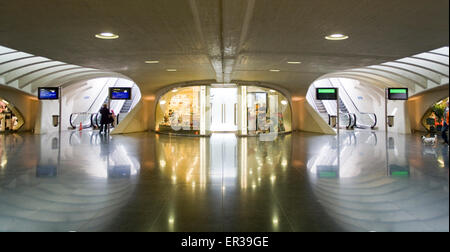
[
  {"xmin": 421, "ymin": 97, "xmax": 449, "ymax": 132},
  {"xmin": 0, "ymin": 98, "xmax": 24, "ymax": 132},
  {"xmin": 155, "ymin": 86, "xmax": 202, "ymax": 135},
  {"xmin": 155, "ymin": 85, "xmax": 292, "ymax": 136},
  {"xmin": 246, "ymin": 86, "xmax": 292, "ymax": 135}
]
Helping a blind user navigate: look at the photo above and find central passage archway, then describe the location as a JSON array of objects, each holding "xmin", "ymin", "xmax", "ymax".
[{"xmin": 155, "ymin": 84, "xmax": 292, "ymax": 136}]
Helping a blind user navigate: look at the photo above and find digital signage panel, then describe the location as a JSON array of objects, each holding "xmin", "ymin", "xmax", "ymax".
[
  {"xmin": 38, "ymin": 87, "xmax": 59, "ymax": 100},
  {"xmin": 388, "ymin": 88, "xmax": 408, "ymax": 100},
  {"xmin": 316, "ymin": 88, "xmax": 338, "ymax": 100},
  {"xmin": 109, "ymin": 87, "xmax": 132, "ymax": 100}
]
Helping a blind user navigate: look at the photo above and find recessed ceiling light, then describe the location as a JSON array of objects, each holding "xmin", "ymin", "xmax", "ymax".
[
  {"xmin": 166, "ymin": 69, "xmax": 177, "ymax": 72},
  {"xmin": 269, "ymin": 69, "xmax": 281, "ymax": 72},
  {"xmin": 95, "ymin": 32, "xmax": 119, "ymax": 39},
  {"xmin": 145, "ymin": 60, "xmax": 159, "ymax": 64},
  {"xmin": 287, "ymin": 61, "xmax": 301, "ymax": 64},
  {"xmin": 325, "ymin": 34, "xmax": 349, "ymax": 40}
]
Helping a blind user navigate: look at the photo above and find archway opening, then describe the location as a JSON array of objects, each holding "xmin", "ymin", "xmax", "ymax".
[{"xmin": 155, "ymin": 84, "xmax": 292, "ymax": 136}]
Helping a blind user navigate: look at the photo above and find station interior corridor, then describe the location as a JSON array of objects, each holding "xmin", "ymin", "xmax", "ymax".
[
  {"xmin": 0, "ymin": 131, "xmax": 448, "ymax": 232},
  {"xmin": 0, "ymin": 0, "xmax": 448, "ymax": 233}
]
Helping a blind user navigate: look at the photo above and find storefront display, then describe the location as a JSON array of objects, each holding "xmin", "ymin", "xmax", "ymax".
[
  {"xmin": 156, "ymin": 87, "xmax": 202, "ymax": 135},
  {"xmin": 0, "ymin": 99, "xmax": 23, "ymax": 133},
  {"xmin": 155, "ymin": 84, "xmax": 291, "ymax": 136},
  {"xmin": 421, "ymin": 97, "xmax": 449, "ymax": 132},
  {"xmin": 246, "ymin": 87, "xmax": 290, "ymax": 135}
]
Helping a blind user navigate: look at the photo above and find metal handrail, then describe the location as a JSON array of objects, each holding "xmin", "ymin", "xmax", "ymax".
[
  {"xmin": 70, "ymin": 112, "xmax": 95, "ymax": 128},
  {"xmin": 356, "ymin": 112, "xmax": 377, "ymax": 129},
  {"xmin": 348, "ymin": 113, "xmax": 356, "ymax": 129},
  {"xmin": 94, "ymin": 112, "xmax": 119, "ymax": 128},
  {"xmin": 352, "ymin": 113, "xmax": 357, "ymax": 128},
  {"xmin": 328, "ymin": 113, "xmax": 353, "ymax": 129},
  {"xmin": 333, "ymin": 79, "xmax": 377, "ymax": 129}
]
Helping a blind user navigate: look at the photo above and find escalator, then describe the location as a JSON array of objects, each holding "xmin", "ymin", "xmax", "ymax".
[
  {"xmin": 331, "ymin": 79, "xmax": 377, "ymax": 130},
  {"xmin": 309, "ymin": 78, "xmax": 378, "ymax": 130},
  {"xmin": 69, "ymin": 112, "xmax": 95, "ymax": 129},
  {"xmin": 120, "ymin": 99, "xmax": 133, "ymax": 113},
  {"xmin": 339, "ymin": 98, "xmax": 349, "ymax": 113},
  {"xmin": 68, "ymin": 80, "xmax": 138, "ymax": 131}
]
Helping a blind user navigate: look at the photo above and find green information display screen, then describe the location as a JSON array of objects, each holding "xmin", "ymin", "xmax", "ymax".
[
  {"xmin": 317, "ymin": 165, "xmax": 339, "ymax": 178},
  {"xmin": 389, "ymin": 164, "xmax": 410, "ymax": 177},
  {"xmin": 388, "ymin": 88, "xmax": 408, "ymax": 100},
  {"xmin": 316, "ymin": 88, "xmax": 338, "ymax": 100}
]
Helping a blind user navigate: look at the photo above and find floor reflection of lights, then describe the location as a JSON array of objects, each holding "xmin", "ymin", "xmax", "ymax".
[{"xmin": 0, "ymin": 131, "xmax": 447, "ymax": 232}]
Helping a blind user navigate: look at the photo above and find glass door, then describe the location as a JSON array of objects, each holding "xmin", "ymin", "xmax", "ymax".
[
  {"xmin": 210, "ymin": 88, "xmax": 238, "ymax": 132},
  {"xmin": 247, "ymin": 92, "xmax": 267, "ymax": 134}
]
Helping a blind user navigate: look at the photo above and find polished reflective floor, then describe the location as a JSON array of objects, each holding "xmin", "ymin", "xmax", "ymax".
[{"xmin": 0, "ymin": 130, "xmax": 448, "ymax": 232}]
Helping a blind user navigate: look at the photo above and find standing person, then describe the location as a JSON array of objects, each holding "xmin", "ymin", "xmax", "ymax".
[
  {"xmin": 99, "ymin": 104, "xmax": 111, "ymax": 134},
  {"xmin": 110, "ymin": 109, "xmax": 116, "ymax": 127},
  {"xmin": 442, "ymin": 100, "xmax": 449, "ymax": 145}
]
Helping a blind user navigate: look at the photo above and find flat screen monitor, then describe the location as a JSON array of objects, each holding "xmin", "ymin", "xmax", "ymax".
[
  {"xmin": 107, "ymin": 165, "xmax": 131, "ymax": 178},
  {"xmin": 389, "ymin": 164, "xmax": 410, "ymax": 177},
  {"xmin": 317, "ymin": 165, "xmax": 339, "ymax": 178},
  {"xmin": 388, "ymin": 88, "xmax": 408, "ymax": 100},
  {"xmin": 109, "ymin": 87, "xmax": 132, "ymax": 100},
  {"xmin": 316, "ymin": 88, "xmax": 338, "ymax": 100},
  {"xmin": 36, "ymin": 165, "xmax": 58, "ymax": 177},
  {"xmin": 38, "ymin": 87, "xmax": 59, "ymax": 100}
]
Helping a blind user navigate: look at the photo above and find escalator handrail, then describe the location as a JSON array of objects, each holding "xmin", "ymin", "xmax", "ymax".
[
  {"xmin": 359, "ymin": 112, "xmax": 377, "ymax": 129},
  {"xmin": 90, "ymin": 114, "xmax": 95, "ymax": 128},
  {"xmin": 332, "ymin": 79, "xmax": 377, "ymax": 129},
  {"xmin": 94, "ymin": 112, "xmax": 119, "ymax": 128},
  {"xmin": 69, "ymin": 113, "xmax": 75, "ymax": 128},
  {"xmin": 347, "ymin": 113, "xmax": 357, "ymax": 128},
  {"xmin": 342, "ymin": 113, "xmax": 352, "ymax": 128},
  {"xmin": 70, "ymin": 112, "xmax": 96, "ymax": 128},
  {"xmin": 352, "ymin": 113, "xmax": 357, "ymax": 128},
  {"xmin": 95, "ymin": 113, "xmax": 100, "ymax": 128},
  {"xmin": 327, "ymin": 113, "xmax": 352, "ymax": 128},
  {"xmin": 354, "ymin": 112, "xmax": 377, "ymax": 129}
]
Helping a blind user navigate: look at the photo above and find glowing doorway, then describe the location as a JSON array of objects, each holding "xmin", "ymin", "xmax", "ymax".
[{"xmin": 210, "ymin": 88, "xmax": 238, "ymax": 132}]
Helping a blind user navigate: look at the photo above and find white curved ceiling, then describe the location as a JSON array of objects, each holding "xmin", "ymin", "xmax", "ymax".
[
  {"xmin": 0, "ymin": 0, "xmax": 448, "ymax": 96},
  {"xmin": 0, "ymin": 45, "xmax": 129, "ymax": 95},
  {"xmin": 320, "ymin": 47, "xmax": 449, "ymax": 95}
]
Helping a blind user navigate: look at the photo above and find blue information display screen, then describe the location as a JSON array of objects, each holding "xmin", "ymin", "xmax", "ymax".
[
  {"xmin": 109, "ymin": 87, "xmax": 132, "ymax": 100},
  {"xmin": 38, "ymin": 87, "xmax": 59, "ymax": 100}
]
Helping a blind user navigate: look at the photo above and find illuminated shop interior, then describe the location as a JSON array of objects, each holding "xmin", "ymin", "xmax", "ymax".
[
  {"xmin": 155, "ymin": 84, "xmax": 292, "ymax": 136},
  {"xmin": 421, "ymin": 97, "xmax": 449, "ymax": 133},
  {"xmin": 0, "ymin": 98, "xmax": 24, "ymax": 133}
]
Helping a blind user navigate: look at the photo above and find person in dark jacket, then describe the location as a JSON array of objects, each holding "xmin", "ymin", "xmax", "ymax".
[{"xmin": 99, "ymin": 104, "xmax": 111, "ymax": 134}]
